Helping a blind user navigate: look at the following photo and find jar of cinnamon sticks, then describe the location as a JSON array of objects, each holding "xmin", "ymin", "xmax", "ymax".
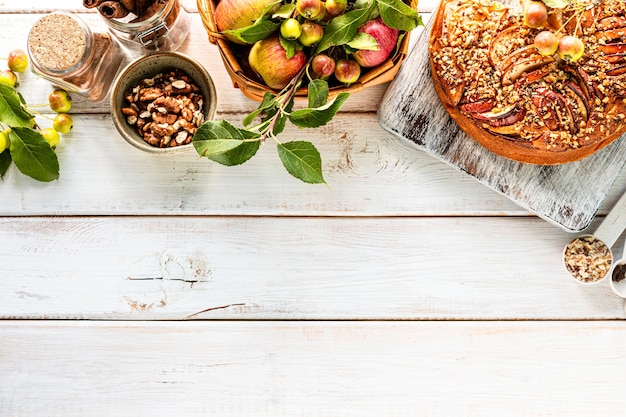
[
  {"xmin": 85, "ymin": 0, "xmax": 191, "ymax": 53},
  {"xmin": 27, "ymin": 12, "xmax": 124, "ymax": 102}
]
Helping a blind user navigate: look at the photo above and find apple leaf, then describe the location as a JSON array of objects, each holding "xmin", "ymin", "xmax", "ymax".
[
  {"xmin": 289, "ymin": 92, "xmax": 350, "ymax": 128},
  {"xmin": 272, "ymin": 3, "xmax": 296, "ymax": 18},
  {"xmin": 307, "ymin": 79, "xmax": 329, "ymax": 109},
  {"xmin": 223, "ymin": 16, "xmax": 280, "ymax": 44},
  {"xmin": 377, "ymin": 0, "xmax": 422, "ymax": 31},
  {"xmin": 9, "ymin": 127, "xmax": 59, "ymax": 182},
  {"xmin": 277, "ymin": 141, "xmax": 326, "ymax": 184},
  {"xmin": 193, "ymin": 120, "xmax": 261, "ymax": 166},
  {"xmin": 315, "ymin": 0, "xmax": 376, "ymax": 53},
  {"xmin": 346, "ymin": 32, "xmax": 379, "ymax": 50},
  {"xmin": 0, "ymin": 149, "xmax": 11, "ymax": 179},
  {"xmin": 0, "ymin": 84, "xmax": 35, "ymax": 128},
  {"xmin": 243, "ymin": 92, "xmax": 277, "ymax": 128}
]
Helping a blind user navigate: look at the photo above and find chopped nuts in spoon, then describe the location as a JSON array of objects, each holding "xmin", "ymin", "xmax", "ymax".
[
  {"xmin": 121, "ymin": 69, "xmax": 205, "ymax": 148},
  {"xmin": 564, "ymin": 236, "xmax": 612, "ymax": 283}
]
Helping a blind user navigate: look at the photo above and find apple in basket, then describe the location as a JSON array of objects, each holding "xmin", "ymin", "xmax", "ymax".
[
  {"xmin": 195, "ymin": 0, "xmax": 422, "ymax": 184},
  {"xmin": 214, "ymin": 0, "xmax": 278, "ymax": 43}
]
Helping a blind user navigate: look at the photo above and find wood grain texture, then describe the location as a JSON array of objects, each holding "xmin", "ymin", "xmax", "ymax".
[
  {"xmin": 3, "ymin": 321, "xmax": 626, "ymax": 417},
  {"xmin": 378, "ymin": 2, "xmax": 626, "ymax": 232},
  {"xmin": 1, "ymin": 216, "xmax": 624, "ymax": 320}
]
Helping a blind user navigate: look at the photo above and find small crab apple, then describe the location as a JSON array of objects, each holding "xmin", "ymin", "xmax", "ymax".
[
  {"xmin": 0, "ymin": 69, "xmax": 17, "ymax": 87},
  {"xmin": 7, "ymin": 49, "xmax": 28, "ymax": 72},
  {"xmin": 325, "ymin": 0, "xmax": 347, "ymax": 18},
  {"xmin": 52, "ymin": 113, "xmax": 73, "ymax": 134},
  {"xmin": 534, "ymin": 30, "xmax": 559, "ymax": 56},
  {"xmin": 558, "ymin": 35, "xmax": 585, "ymax": 62},
  {"xmin": 296, "ymin": 0, "xmax": 325, "ymax": 20},
  {"xmin": 280, "ymin": 18, "xmax": 302, "ymax": 40},
  {"xmin": 0, "ymin": 128, "xmax": 10, "ymax": 153},
  {"xmin": 40, "ymin": 127, "xmax": 60, "ymax": 148},
  {"xmin": 311, "ymin": 54, "xmax": 336, "ymax": 78},
  {"xmin": 298, "ymin": 22, "xmax": 324, "ymax": 46},
  {"xmin": 334, "ymin": 59, "xmax": 361, "ymax": 84},
  {"xmin": 48, "ymin": 89, "xmax": 72, "ymax": 113},
  {"xmin": 523, "ymin": 1, "xmax": 548, "ymax": 29}
]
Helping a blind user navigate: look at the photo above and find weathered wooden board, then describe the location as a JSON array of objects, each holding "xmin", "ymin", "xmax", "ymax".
[
  {"xmin": 1, "ymin": 216, "xmax": 624, "ymax": 320},
  {"xmin": 3, "ymin": 321, "xmax": 626, "ymax": 417},
  {"xmin": 378, "ymin": 2, "xmax": 626, "ymax": 232}
]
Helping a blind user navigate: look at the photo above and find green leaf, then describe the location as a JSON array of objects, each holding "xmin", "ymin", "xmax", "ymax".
[
  {"xmin": 243, "ymin": 92, "xmax": 277, "ymax": 128},
  {"xmin": 272, "ymin": 3, "xmax": 296, "ymax": 18},
  {"xmin": 193, "ymin": 120, "xmax": 261, "ymax": 166},
  {"xmin": 289, "ymin": 92, "xmax": 350, "ymax": 128},
  {"xmin": 0, "ymin": 84, "xmax": 35, "ymax": 128},
  {"xmin": 9, "ymin": 127, "xmax": 59, "ymax": 182},
  {"xmin": 280, "ymin": 35, "xmax": 297, "ymax": 59},
  {"xmin": 377, "ymin": 0, "xmax": 422, "ymax": 31},
  {"xmin": 223, "ymin": 16, "xmax": 280, "ymax": 44},
  {"xmin": 0, "ymin": 149, "xmax": 11, "ymax": 178},
  {"xmin": 277, "ymin": 141, "xmax": 326, "ymax": 184},
  {"xmin": 543, "ymin": 0, "xmax": 570, "ymax": 8},
  {"xmin": 307, "ymin": 79, "xmax": 329, "ymax": 108},
  {"xmin": 346, "ymin": 32, "xmax": 379, "ymax": 50},
  {"xmin": 315, "ymin": 1, "xmax": 376, "ymax": 53}
]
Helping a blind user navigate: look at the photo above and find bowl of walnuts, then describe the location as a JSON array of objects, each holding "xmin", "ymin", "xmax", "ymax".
[{"xmin": 110, "ymin": 51, "xmax": 217, "ymax": 153}]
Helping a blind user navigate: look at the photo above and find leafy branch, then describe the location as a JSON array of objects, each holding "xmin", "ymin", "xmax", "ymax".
[{"xmin": 0, "ymin": 84, "xmax": 59, "ymax": 182}]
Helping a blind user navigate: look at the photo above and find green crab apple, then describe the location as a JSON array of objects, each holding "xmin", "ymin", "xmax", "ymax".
[
  {"xmin": 324, "ymin": 0, "xmax": 347, "ymax": 18},
  {"xmin": 0, "ymin": 69, "xmax": 17, "ymax": 87},
  {"xmin": 52, "ymin": 113, "xmax": 73, "ymax": 134},
  {"xmin": 0, "ymin": 128, "xmax": 10, "ymax": 153},
  {"xmin": 558, "ymin": 35, "xmax": 584, "ymax": 62},
  {"xmin": 298, "ymin": 22, "xmax": 324, "ymax": 46},
  {"xmin": 296, "ymin": 0, "xmax": 325, "ymax": 20},
  {"xmin": 40, "ymin": 127, "xmax": 60, "ymax": 147},
  {"xmin": 353, "ymin": 18, "xmax": 400, "ymax": 68},
  {"xmin": 48, "ymin": 89, "xmax": 72, "ymax": 113},
  {"xmin": 280, "ymin": 18, "xmax": 302, "ymax": 40},
  {"xmin": 7, "ymin": 49, "xmax": 28, "ymax": 73},
  {"xmin": 249, "ymin": 34, "xmax": 307, "ymax": 89},
  {"xmin": 215, "ymin": 0, "xmax": 278, "ymax": 43}
]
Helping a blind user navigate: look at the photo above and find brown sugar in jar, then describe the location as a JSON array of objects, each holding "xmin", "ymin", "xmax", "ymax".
[{"xmin": 27, "ymin": 12, "xmax": 124, "ymax": 102}]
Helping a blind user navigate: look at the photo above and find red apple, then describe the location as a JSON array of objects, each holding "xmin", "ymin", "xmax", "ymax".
[
  {"xmin": 353, "ymin": 18, "xmax": 399, "ymax": 68},
  {"xmin": 215, "ymin": 0, "xmax": 278, "ymax": 44},
  {"xmin": 249, "ymin": 34, "xmax": 307, "ymax": 89}
]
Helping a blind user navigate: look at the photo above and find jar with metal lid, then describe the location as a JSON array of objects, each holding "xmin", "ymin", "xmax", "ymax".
[
  {"xmin": 99, "ymin": 0, "xmax": 191, "ymax": 53},
  {"xmin": 27, "ymin": 12, "xmax": 124, "ymax": 102}
]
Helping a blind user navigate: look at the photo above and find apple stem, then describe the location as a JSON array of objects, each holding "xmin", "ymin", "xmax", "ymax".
[{"xmin": 259, "ymin": 54, "xmax": 315, "ymax": 143}]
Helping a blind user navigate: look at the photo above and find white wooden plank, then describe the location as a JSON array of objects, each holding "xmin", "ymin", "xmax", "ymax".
[
  {"xmin": 2, "ymin": 320, "xmax": 626, "ymax": 417},
  {"xmin": 1, "ymin": 216, "xmax": 624, "ymax": 320},
  {"xmin": 0, "ymin": 112, "xmax": 529, "ymax": 216}
]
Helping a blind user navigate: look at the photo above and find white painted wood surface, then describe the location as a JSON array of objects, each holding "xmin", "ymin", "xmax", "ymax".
[{"xmin": 2, "ymin": 1, "xmax": 626, "ymax": 416}]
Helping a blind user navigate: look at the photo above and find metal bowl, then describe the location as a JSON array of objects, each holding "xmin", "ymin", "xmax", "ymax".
[{"xmin": 110, "ymin": 51, "xmax": 217, "ymax": 154}]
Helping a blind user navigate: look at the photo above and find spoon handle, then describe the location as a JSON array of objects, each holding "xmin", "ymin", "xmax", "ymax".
[{"xmin": 595, "ymin": 187, "xmax": 626, "ymax": 248}]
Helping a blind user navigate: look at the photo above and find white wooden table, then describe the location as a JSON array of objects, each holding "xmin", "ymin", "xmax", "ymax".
[{"xmin": 3, "ymin": 1, "xmax": 626, "ymax": 415}]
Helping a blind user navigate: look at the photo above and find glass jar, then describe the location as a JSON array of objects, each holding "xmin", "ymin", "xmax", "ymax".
[
  {"xmin": 27, "ymin": 12, "xmax": 124, "ymax": 102},
  {"xmin": 101, "ymin": 0, "xmax": 191, "ymax": 54}
]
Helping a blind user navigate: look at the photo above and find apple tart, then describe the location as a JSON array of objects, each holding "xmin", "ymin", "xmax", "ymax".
[{"xmin": 429, "ymin": 0, "xmax": 626, "ymax": 164}]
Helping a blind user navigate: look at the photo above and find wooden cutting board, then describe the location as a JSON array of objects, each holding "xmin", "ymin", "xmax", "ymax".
[{"xmin": 378, "ymin": 1, "xmax": 626, "ymax": 233}]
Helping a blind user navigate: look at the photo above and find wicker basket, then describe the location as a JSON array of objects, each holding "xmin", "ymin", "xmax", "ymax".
[{"xmin": 196, "ymin": 0, "xmax": 417, "ymax": 101}]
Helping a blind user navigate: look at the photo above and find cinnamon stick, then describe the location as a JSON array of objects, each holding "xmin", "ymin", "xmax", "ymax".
[
  {"xmin": 83, "ymin": 0, "xmax": 108, "ymax": 8},
  {"xmin": 98, "ymin": 1, "xmax": 131, "ymax": 18}
]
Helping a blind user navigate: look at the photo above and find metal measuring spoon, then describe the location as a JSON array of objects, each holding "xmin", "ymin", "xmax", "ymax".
[{"xmin": 563, "ymin": 189, "xmax": 626, "ymax": 284}]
